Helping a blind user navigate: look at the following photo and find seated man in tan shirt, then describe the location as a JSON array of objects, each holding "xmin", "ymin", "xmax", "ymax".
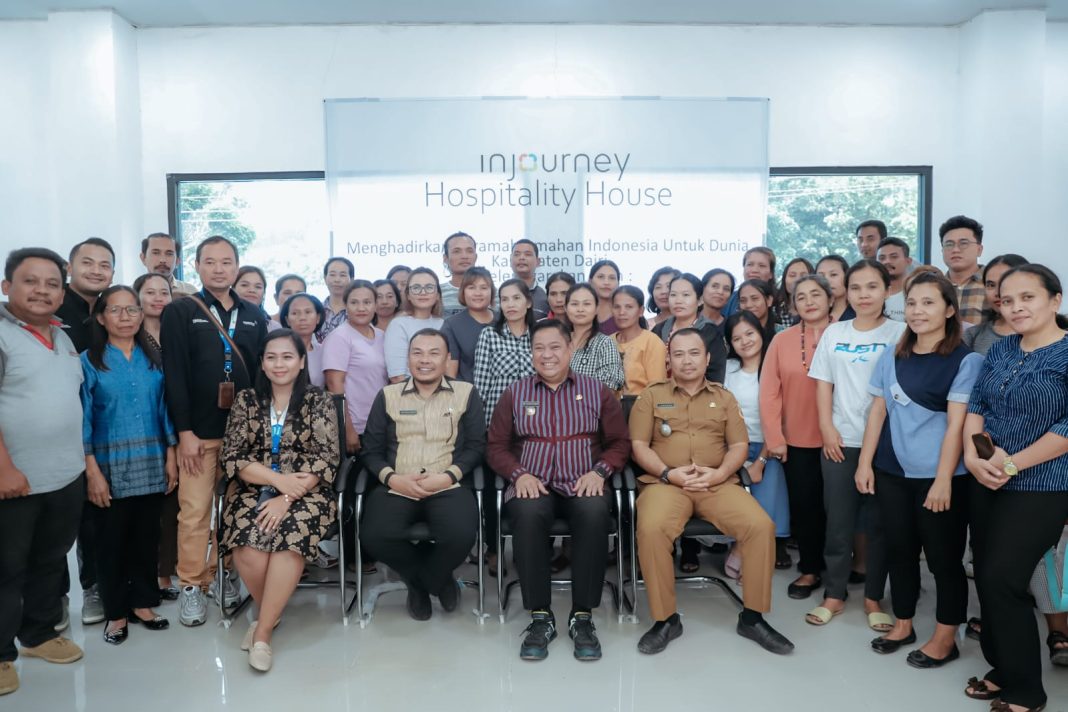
[{"xmin": 630, "ymin": 328, "xmax": 793, "ymax": 655}]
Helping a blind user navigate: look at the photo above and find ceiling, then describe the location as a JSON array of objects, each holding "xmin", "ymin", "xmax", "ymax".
[{"xmin": 3, "ymin": 0, "xmax": 1067, "ymax": 27}]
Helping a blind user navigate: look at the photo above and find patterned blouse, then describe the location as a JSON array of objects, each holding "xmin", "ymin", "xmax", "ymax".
[
  {"xmin": 473, "ymin": 325, "xmax": 534, "ymax": 427},
  {"xmin": 570, "ymin": 332, "xmax": 624, "ymax": 391},
  {"xmin": 316, "ymin": 299, "xmax": 347, "ymax": 343}
]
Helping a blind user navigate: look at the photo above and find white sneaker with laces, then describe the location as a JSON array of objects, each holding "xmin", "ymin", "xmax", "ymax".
[{"xmin": 178, "ymin": 586, "xmax": 207, "ymax": 627}]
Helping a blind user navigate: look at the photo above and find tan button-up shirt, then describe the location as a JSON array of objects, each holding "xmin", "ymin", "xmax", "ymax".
[{"xmin": 629, "ymin": 378, "xmax": 748, "ymax": 484}]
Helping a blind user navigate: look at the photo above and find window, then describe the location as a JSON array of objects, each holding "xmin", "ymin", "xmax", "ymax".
[
  {"xmin": 167, "ymin": 172, "xmax": 328, "ymax": 295},
  {"xmin": 766, "ymin": 167, "xmax": 931, "ymax": 266}
]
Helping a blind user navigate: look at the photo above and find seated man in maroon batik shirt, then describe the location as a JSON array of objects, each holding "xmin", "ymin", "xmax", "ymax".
[{"xmin": 487, "ymin": 319, "xmax": 630, "ymax": 663}]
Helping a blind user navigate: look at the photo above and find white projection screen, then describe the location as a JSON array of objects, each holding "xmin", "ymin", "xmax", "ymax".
[{"xmin": 324, "ymin": 97, "xmax": 769, "ymax": 292}]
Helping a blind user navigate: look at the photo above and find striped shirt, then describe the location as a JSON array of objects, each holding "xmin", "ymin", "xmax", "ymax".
[
  {"xmin": 486, "ymin": 371, "xmax": 631, "ymax": 498},
  {"xmin": 967, "ymin": 333, "xmax": 1068, "ymax": 492},
  {"xmin": 81, "ymin": 344, "xmax": 177, "ymax": 498},
  {"xmin": 570, "ymin": 332, "xmax": 624, "ymax": 390}
]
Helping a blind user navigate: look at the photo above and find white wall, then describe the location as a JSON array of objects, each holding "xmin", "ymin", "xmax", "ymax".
[{"xmin": 1, "ymin": 12, "xmax": 1064, "ymax": 282}]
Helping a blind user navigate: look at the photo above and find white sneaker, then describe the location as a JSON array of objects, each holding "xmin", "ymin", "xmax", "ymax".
[
  {"xmin": 315, "ymin": 538, "xmax": 340, "ymax": 569},
  {"xmin": 178, "ymin": 586, "xmax": 207, "ymax": 627},
  {"xmin": 248, "ymin": 642, "xmax": 272, "ymax": 672},
  {"xmin": 208, "ymin": 572, "xmax": 242, "ymax": 609},
  {"xmin": 54, "ymin": 595, "xmax": 70, "ymax": 633},
  {"xmin": 81, "ymin": 585, "xmax": 105, "ymax": 625}
]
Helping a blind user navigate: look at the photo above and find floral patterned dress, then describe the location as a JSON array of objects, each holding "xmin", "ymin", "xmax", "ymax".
[{"xmin": 219, "ymin": 387, "xmax": 339, "ymax": 559}]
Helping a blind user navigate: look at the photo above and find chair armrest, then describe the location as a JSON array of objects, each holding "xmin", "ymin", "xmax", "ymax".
[
  {"xmin": 215, "ymin": 476, "xmax": 229, "ymax": 497},
  {"xmin": 611, "ymin": 470, "xmax": 623, "ymax": 491},
  {"xmin": 471, "ymin": 465, "xmax": 485, "ymax": 491},
  {"xmin": 737, "ymin": 466, "xmax": 753, "ymax": 488},
  {"xmin": 494, "ymin": 472, "xmax": 507, "ymax": 491},
  {"xmin": 354, "ymin": 466, "xmax": 373, "ymax": 496},
  {"xmin": 333, "ymin": 455, "xmax": 355, "ymax": 494},
  {"xmin": 621, "ymin": 464, "xmax": 638, "ymax": 491}
]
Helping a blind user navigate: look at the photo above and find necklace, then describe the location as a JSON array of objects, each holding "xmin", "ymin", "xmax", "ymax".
[{"xmin": 800, "ymin": 318, "xmax": 830, "ymax": 370}]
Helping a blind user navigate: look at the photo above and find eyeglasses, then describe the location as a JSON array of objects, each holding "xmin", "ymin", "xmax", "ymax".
[
  {"xmin": 105, "ymin": 305, "xmax": 143, "ymax": 317},
  {"xmin": 408, "ymin": 284, "xmax": 437, "ymax": 295},
  {"xmin": 941, "ymin": 239, "xmax": 977, "ymax": 251}
]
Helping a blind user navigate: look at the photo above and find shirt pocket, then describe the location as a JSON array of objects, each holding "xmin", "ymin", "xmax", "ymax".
[{"xmin": 888, "ymin": 382, "xmax": 913, "ymax": 408}]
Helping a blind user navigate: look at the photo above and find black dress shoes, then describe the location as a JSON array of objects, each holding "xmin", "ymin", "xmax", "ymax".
[
  {"xmin": 406, "ymin": 587, "xmax": 432, "ymax": 621},
  {"xmin": 159, "ymin": 587, "xmax": 180, "ymax": 601},
  {"xmin": 787, "ymin": 576, "xmax": 821, "ymax": 600},
  {"xmin": 737, "ymin": 615, "xmax": 795, "ymax": 655},
  {"xmin": 437, "ymin": 580, "xmax": 460, "ymax": 613},
  {"xmin": 637, "ymin": 615, "xmax": 683, "ymax": 655},
  {"xmin": 129, "ymin": 612, "xmax": 170, "ymax": 631},
  {"xmin": 907, "ymin": 645, "xmax": 959, "ymax": 669},
  {"xmin": 870, "ymin": 631, "xmax": 917, "ymax": 654},
  {"xmin": 103, "ymin": 622, "xmax": 128, "ymax": 645}
]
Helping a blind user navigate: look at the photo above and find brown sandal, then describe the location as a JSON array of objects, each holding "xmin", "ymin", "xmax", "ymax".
[
  {"xmin": 990, "ymin": 700, "xmax": 1045, "ymax": 712},
  {"xmin": 963, "ymin": 677, "xmax": 998, "ymax": 701}
]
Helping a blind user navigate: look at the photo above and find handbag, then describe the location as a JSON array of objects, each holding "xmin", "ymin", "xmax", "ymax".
[{"xmin": 1044, "ymin": 530, "xmax": 1068, "ymax": 613}]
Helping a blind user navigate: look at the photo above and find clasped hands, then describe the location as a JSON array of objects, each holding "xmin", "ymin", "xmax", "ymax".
[
  {"xmin": 255, "ymin": 471, "xmax": 320, "ymax": 534},
  {"xmin": 663, "ymin": 463, "xmax": 730, "ymax": 491},
  {"xmin": 965, "ymin": 445, "xmax": 1013, "ymax": 491},
  {"xmin": 387, "ymin": 471, "xmax": 455, "ymax": 500}
]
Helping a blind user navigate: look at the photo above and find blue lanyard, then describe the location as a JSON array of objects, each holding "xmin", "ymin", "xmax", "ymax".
[
  {"xmin": 205, "ymin": 292, "xmax": 238, "ymax": 380},
  {"xmin": 269, "ymin": 404, "xmax": 287, "ymax": 472}
]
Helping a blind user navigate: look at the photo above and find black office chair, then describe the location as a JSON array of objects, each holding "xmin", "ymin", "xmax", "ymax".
[
  {"xmin": 624, "ymin": 465, "xmax": 753, "ymax": 623},
  {"xmin": 352, "ymin": 465, "xmax": 486, "ymax": 627},
  {"xmin": 213, "ymin": 392, "xmax": 359, "ymax": 627},
  {"xmin": 493, "ymin": 472, "xmax": 632, "ymax": 624}
]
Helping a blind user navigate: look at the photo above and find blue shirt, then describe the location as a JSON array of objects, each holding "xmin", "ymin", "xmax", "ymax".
[
  {"xmin": 869, "ymin": 344, "xmax": 983, "ymax": 478},
  {"xmin": 967, "ymin": 334, "xmax": 1068, "ymax": 492},
  {"xmin": 81, "ymin": 344, "xmax": 177, "ymax": 498}
]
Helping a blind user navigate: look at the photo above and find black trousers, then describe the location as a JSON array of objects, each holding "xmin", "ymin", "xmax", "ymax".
[
  {"xmin": 93, "ymin": 493, "xmax": 165, "ymax": 621},
  {"xmin": 360, "ymin": 486, "xmax": 477, "ymax": 595},
  {"xmin": 507, "ymin": 490, "xmax": 611, "ymax": 612},
  {"xmin": 875, "ymin": 471, "xmax": 969, "ymax": 623},
  {"xmin": 971, "ymin": 479, "xmax": 1068, "ymax": 709},
  {"xmin": 0, "ymin": 475, "xmax": 84, "ymax": 661},
  {"xmin": 157, "ymin": 489, "xmax": 179, "ymax": 578},
  {"xmin": 784, "ymin": 446, "xmax": 825, "ymax": 576},
  {"xmin": 60, "ymin": 499, "xmax": 99, "ymax": 596}
]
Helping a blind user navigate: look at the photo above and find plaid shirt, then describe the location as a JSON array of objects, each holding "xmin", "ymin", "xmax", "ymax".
[
  {"xmin": 570, "ymin": 332, "xmax": 625, "ymax": 390},
  {"xmin": 473, "ymin": 325, "xmax": 534, "ymax": 427},
  {"xmin": 946, "ymin": 267, "xmax": 988, "ymax": 326}
]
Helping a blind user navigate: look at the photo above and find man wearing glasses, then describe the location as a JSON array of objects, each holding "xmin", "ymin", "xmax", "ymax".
[{"xmin": 939, "ymin": 215, "xmax": 988, "ymax": 325}]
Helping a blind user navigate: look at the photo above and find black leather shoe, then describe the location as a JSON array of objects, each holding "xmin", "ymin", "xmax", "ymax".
[
  {"xmin": 907, "ymin": 645, "xmax": 959, "ymax": 669},
  {"xmin": 787, "ymin": 576, "xmax": 821, "ymax": 600},
  {"xmin": 870, "ymin": 631, "xmax": 916, "ymax": 654},
  {"xmin": 737, "ymin": 616, "xmax": 794, "ymax": 655},
  {"xmin": 568, "ymin": 612, "xmax": 602, "ymax": 661},
  {"xmin": 129, "ymin": 612, "xmax": 170, "ymax": 631},
  {"xmin": 103, "ymin": 621, "xmax": 128, "ymax": 645},
  {"xmin": 520, "ymin": 611, "xmax": 556, "ymax": 660},
  {"xmin": 406, "ymin": 587, "xmax": 432, "ymax": 621},
  {"xmin": 637, "ymin": 615, "xmax": 683, "ymax": 655},
  {"xmin": 436, "ymin": 579, "xmax": 460, "ymax": 613},
  {"xmin": 159, "ymin": 587, "xmax": 180, "ymax": 601}
]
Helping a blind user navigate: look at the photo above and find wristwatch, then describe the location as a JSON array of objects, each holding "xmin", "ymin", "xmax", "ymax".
[
  {"xmin": 1003, "ymin": 457, "xmax": 1019, "ymax": 477},
  {"xmin": 659, "ymin": 467, "xmax": 671, "ymax": 484},
  {"xmin": 757, "ymin": 456, "xmax": 769, "ymax": 465}
]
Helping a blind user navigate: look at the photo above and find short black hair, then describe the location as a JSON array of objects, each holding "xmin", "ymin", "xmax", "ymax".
[
  {"xmin": 279, "ymin": 292, "xmax": 326, "ymax": 332},
  {"xmin": 588, "ymin": 259, "xmax": 621, "ymax": 281},
  {"xmin": 512, "ymin": 238, "xmax": 539, "ymax": 258},
  {"xmin": 647, "ymin": 266, "xmax": 681, "ymax": 314},
  {"xmin": 667, "ymin": 327, "xmax": 707, "ymax": 353},
  {"xmin": 323, "ymin": 257, "xmax": 355, "ymax": 279},
  {"xmin": 408, "ymin": 327, "xmax": 448, "ymax": 351},
  {"xmin": 195, "ymin": 235, "xmax": 239, "ymax": 263},
  {"xmin": 140, "ymin": 232, "xmax": 178, "ymax": 257},
  {"xmin": 742, "ymin": 246, "xmax": 777, "ymax": 275},
  {"xmin": 855, "ymin": 220, "xmax": 887, "ymax": 240},
  {"xmin": 530, "ymin": 318, "xmax": 572, "ymax": 343},
  {"xmin": 938, "ymin": 215, "xmax": 984, "ymax": 243},
  {"xmin": 274, "ymin": 273, "xmax": 308, "ymax": 298},
  {"xmin": 69, "ymin": 237, "xmax": 116, "ymax": 264},
  {"xmin": 5, "ymin": 247, "xmax": 67, "ymax": 283},
  {"xmin": 877, "ymin": 236, "xmax": 910, "ymax": 257},
  {"xmin": 443, "ymin": 231, "xmax": 476, "ymax": 254},
  {"xmin": 255, "ymin": 329, "xmax": 311, "ymax": 402},
  {"xmin": 386, "ymin": 264, "xmax": 411, "ymax": 281}
]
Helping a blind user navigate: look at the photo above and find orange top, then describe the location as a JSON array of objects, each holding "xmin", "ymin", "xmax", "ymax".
[
  {"xmin": 759, "ymin": 322, "xmax": 827, "ymax": 450},
  {"xmin": 614, "ymin": 329, "xmax": 668, "ymax": 396}
]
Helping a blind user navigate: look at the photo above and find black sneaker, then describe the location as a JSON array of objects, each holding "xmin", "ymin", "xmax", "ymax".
[
  {"xmin": 568, "ymin": 612, "xmax": 602, "ymax": 661},
  {"xmin": 436, "ymin": 579, "xmax": 460, "ymax": 613},
  {"xmin": 519, "ymin": 611, "xmax": 556, "ymax": 660}
]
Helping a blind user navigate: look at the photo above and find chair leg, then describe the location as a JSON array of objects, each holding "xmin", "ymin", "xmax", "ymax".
[
  {"xmin": 337, "ymin": 490, "xmax": 348, "ymax": 625},
  {"xmin": 475, "ymin": 490, "xmax": 485, "ymax": 623},
  {"xmin": 354, "ymin": 493, "xmax": 366, "ymax": 628},
  {"xmin": 628, "ymin": 490, "xmax": 639, "ymax": 624},
  {"xmin": 614, "ymin": 490, "xmax": 627, "ymax": 622},
  {"xmin": 496, "ymin": 490, "xmax": 505, "ymax": 623},
  {"xmin": 214, "ymin": 498, "xmax": 230, "ymax": 627}
]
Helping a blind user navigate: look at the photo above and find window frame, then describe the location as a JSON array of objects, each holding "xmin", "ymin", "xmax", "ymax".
[{"xmin": 769, "ymin": 165, "xmax": 933, "ymax": 265}]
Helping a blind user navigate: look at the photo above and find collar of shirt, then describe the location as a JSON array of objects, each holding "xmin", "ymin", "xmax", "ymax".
[
  {"xmin": 533, "ymin": 370, "xmax": 577, "ymax": 391},
  {"xmin": 945, "ymin": 267, "xmax": 983, "ymax": 287},
  {"xmin": 401, "ymin": 375, "xmax": 456, "ymax": 396},
  {"xmin": 668, "ymin": 377, "xmax": 719, "ymax": 396},
  {"xmin": 200, "ymin": 287, "xmax": 243, "ymax": 311},
  {"xmin": 62, "ymin": 287, "xmax": 90, "ymax": 315}
]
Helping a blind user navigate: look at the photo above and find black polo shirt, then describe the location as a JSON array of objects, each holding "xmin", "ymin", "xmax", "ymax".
[
  {"xmin": 161, "ymin": 288, "xmax": 267, "ymax": 439},
  {"xmin": 55, "ymin": 288, "xmax": 93, "ymax": 353}
]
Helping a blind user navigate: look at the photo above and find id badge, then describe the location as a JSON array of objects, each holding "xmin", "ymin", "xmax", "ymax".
[{"xmin": 218, "ymin": 381, "xmax": 235, "ymax": 409}]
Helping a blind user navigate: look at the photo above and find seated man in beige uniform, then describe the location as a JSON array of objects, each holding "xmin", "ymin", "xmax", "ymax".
[{"xmin": 630, "ymin": 328, "xmax": 794, "ymax": 655}]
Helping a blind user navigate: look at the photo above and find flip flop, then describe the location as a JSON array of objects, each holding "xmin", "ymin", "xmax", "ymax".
[
  {"xmin": 867, "ymin": 611, "xmax": 893, "ymax": 633},
  {"xmin": 805, "ymin": 606, "xmax": 843, "ymax": 626}
]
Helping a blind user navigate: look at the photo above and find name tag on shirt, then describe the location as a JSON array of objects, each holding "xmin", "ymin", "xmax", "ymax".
[
  {"xmin": 656, "ymin": 402, "xmax": 675, "ymax": 409},
  {"xmin": 399, "ymin": 409, "xmax": 418, "ymax": 416},
  {"xmin": 522, "ymin": 401, "xmax": 538, "ymax": 417}
]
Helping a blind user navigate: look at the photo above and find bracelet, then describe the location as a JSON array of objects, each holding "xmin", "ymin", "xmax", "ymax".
[
  {"xmin": 283, "ymin": 494, "xmax": 291, "ymax": 504},
  {"xmin": 757, "ymin": 456, "xmax": 768, "ymax": 465}
]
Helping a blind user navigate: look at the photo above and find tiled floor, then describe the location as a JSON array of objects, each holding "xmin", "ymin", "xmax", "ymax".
[{"xmin": 9, "ymin": 550, "xmax": 1068, "ymax": 711}]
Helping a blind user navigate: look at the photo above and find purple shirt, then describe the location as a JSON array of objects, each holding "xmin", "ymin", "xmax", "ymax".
[{"xmin": 320, "ymin": 322, "xmax": 388, "ymax": 432}]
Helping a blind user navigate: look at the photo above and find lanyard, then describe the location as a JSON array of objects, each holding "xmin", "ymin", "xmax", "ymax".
[
  {"xmin": 205, "ymin": 293, "xmax": 238, "ymax": 381},
  {"xmin": 269, "ymin": 403, "xmax": 288, "ymax": 472}
]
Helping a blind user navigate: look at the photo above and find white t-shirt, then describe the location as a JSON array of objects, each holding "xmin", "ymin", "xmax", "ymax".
[
  {"xmin": 724, "ymin": 360, "xmax": 763, "ymax": 444},
  {"xmin": 884, "ymin": 290, "xmax": 906, "ymax": 322},
  {"xmin": 807, "ymin": 318, "xmax": 907, "ymax": 447}
]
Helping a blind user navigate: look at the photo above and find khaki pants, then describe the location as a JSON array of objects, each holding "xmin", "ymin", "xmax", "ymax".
[
  {"xmin": 636, "ymin": 478, "xmax": 774, "ymax": 621},
  {"xmin": 176, "ymin": 439, "xmax": 223, "ymax": 590}
]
